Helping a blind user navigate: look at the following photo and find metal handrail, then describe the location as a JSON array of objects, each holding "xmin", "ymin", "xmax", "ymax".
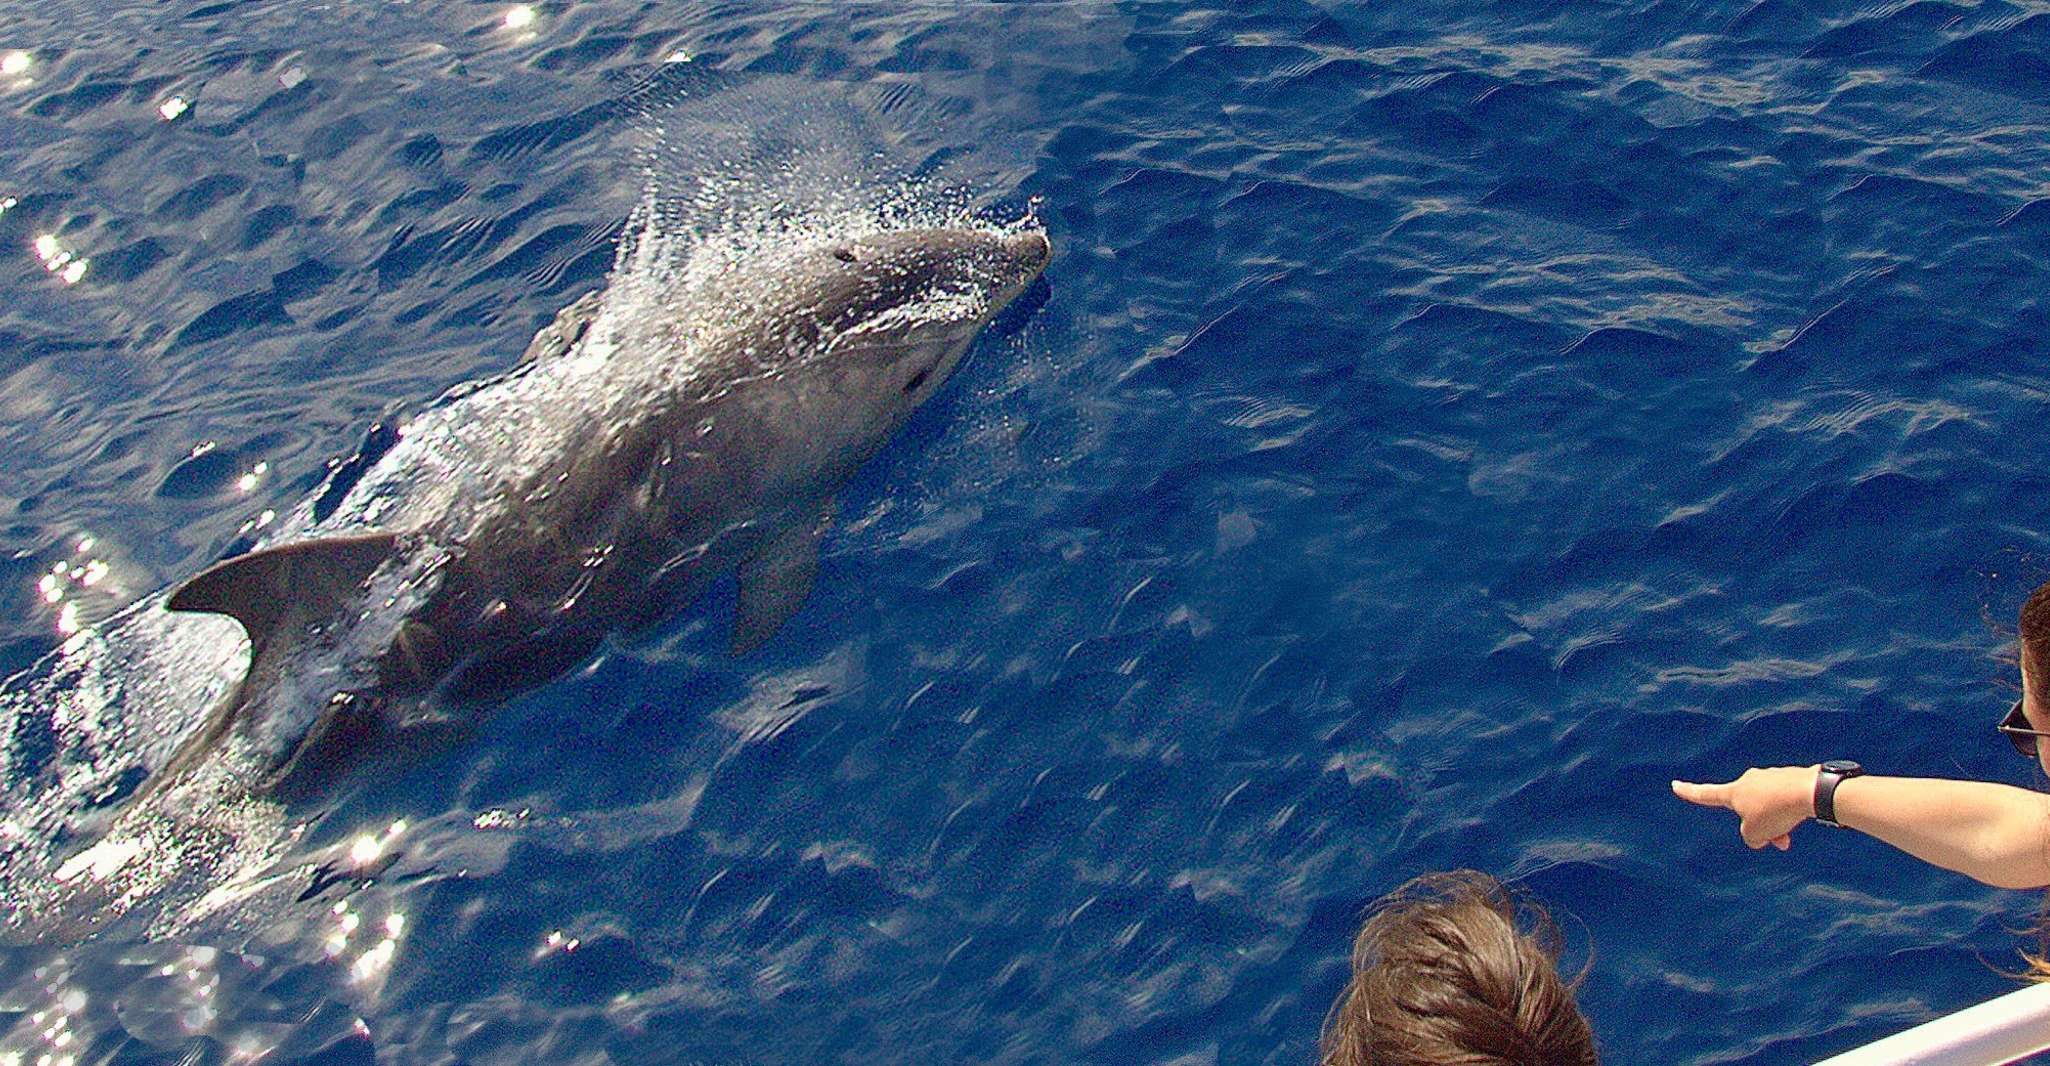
[{"xmin": 1815, "ymin": 982, "xmax": 2050, "ymax": 1065}]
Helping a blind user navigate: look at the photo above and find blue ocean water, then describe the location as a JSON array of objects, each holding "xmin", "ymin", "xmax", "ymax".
[{"xmin": 3, "ymin": 0, "xmax": 2050, "ymax": 1062}]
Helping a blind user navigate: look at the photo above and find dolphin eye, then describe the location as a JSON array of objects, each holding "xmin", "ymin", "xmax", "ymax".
[
  {"xmin": 903, "ymin": 368, "xmax": 930, "ymax": 394},
  {"xmin": 833, "ymin": 247, "xmax": 858, "ymax": 263}
]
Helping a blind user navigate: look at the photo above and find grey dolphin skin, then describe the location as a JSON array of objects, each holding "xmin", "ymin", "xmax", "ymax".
[{"xmin": 151, "ymin": 225, "xmax": 1052, "ymax": 800}]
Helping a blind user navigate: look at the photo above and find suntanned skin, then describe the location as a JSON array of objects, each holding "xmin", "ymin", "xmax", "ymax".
[{"xmin": 1673, "ymin": 661, "xmax": 2050, "ymax": 889}]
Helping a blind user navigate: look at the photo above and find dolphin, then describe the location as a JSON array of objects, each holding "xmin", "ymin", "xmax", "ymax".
[{"xmin": 146, "ymin": 224, "xmax": 1052, "ymax": 801}]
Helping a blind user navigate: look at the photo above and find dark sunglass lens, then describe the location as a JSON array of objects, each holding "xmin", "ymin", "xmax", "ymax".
[{"xmin": 2007, "ymin": 700, "xmax": 2040, "ymax": 758}]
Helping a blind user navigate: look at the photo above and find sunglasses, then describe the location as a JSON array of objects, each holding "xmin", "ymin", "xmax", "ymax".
[{"xmin": 2000, "ymin": 698, "xmax": 2050, "ymax": 758}]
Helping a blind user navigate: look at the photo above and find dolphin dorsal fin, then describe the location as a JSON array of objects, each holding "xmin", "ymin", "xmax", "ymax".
[{"xmin": 167, "ymin": 532, "xmax": 401, "ymax": 650}]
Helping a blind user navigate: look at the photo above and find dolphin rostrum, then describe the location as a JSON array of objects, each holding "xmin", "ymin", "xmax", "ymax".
[{"xmin": 150, "ymin": 224, "xmax": 1052, "ymax": 800}]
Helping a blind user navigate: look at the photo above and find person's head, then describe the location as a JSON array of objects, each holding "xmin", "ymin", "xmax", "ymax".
[
  {"xmin": 2018, "ymin": 581, "xmax": 2050, "ymax": 777},
  {"xmin": 2013, "ymin": 582, "xmax": 2050, "ymax": 984},
  {"xmin": 1322, "ymin": 870, "xmax": 1598, "ymax": 1066}
]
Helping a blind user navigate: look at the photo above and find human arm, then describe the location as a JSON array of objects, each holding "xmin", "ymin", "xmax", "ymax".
[{"xmin": 1671, "ymin": 769, "xmax": 2050, "ymax": 889}]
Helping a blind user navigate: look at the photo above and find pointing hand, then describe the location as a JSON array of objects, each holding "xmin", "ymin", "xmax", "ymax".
[{"xmin": 1672, "ymin": 766, "xmax": 1820, "ymax": 851}]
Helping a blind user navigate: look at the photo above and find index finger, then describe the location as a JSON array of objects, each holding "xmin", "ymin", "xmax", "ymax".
[{"xmin": 1671, "ymin": 779, "xmax": 1734, "ymax": 808}]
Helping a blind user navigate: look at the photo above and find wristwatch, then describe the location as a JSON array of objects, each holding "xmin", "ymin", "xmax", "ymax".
[{"xmin": 1813, "ymin": 760, "xmax": 1866, "ymax": 829}]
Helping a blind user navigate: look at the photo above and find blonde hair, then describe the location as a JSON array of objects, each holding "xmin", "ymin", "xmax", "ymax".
[{"xmin": 1322, "ymin": 870, "xmax": 1598, "ymax": 1066}]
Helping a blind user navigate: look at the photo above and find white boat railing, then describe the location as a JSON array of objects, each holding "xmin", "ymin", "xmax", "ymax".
[{"xmin": 1815, "ymin": 982, "xmax": 2050, "ymax": 1065}]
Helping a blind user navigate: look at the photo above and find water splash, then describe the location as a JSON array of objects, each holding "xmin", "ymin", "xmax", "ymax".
[
  {"xmin": 607, "ymin": 73, "xmax": 1034, "ymax": 316},
  {"xmin": 0, "ymin": 596, "xmax": 285, "ymax": 943}
]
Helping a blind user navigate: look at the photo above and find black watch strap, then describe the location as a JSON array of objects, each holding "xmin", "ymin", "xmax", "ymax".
[{"xmin": 1814, "ymin": 760, "xmax": 1865, "ymax": 828}]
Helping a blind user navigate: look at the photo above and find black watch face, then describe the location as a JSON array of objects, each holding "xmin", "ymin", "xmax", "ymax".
[{"xmin": 1821, "ymin": 759, "xmax": 1862, "ymax": 775}]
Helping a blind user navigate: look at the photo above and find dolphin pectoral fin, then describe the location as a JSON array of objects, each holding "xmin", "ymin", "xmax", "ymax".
[
  {"xmin": 265, "ymin": 692, "xmax": 386, "ymax": 804},
  {"xmin": 731, "ymin": 510, "xmax": 829, "ymax": 656},
  {"xmin": 263, "ymin": 692, "xmax": 473, "ymax": 804},
  {"xmin": 167, "ymin": 532, "xmax": 400, "ymax": 651}
]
